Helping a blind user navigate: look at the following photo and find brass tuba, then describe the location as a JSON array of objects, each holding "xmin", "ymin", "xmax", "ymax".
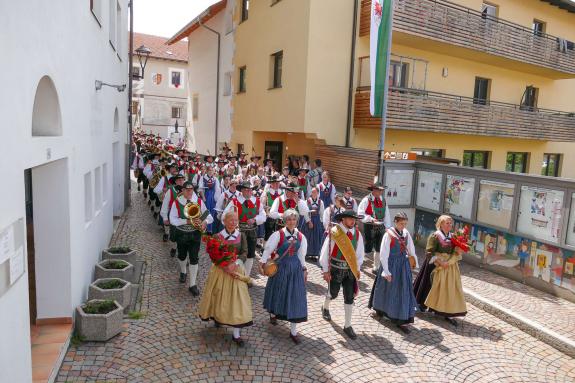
[
  {"xmin": 182, "ymin": 201, "xmax": 208, "ymax": 232},
  {"xmin": 149, "ymin": 168, "xmax": 167, "ymax": 189}
]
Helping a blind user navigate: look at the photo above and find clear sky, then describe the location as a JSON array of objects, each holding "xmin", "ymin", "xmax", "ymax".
[{"xmin": 133, "ymin": 0, "xmax": 219, "ymax": 38}]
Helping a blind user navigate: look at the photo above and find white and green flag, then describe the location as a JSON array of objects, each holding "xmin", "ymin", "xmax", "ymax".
[{"xmin": 370, "ymin": 0, "xmax": 393, "ymax": 117}]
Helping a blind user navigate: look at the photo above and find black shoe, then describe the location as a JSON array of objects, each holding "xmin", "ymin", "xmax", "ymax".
[
  {"xmin": 189, "ymin": 285, "xmax": 199, "ymax": 296},
  {"xmin": 445, "ymin": 317, "xmax": 458, "ymax": 327},
  {"xmin": 322, "ymin": 308, "xmax": 331, "ymax": 321},
  {"xmin": 179, "ymin": 273, "xmax": 186, "ymax": 283},
  {"xmin": 343, "ymin": 326, "xmax": 357, "ymax": 340},
  {"xmin": 170, "ymin": 248, "xmax": 177, "ymax": 257},
  {"xmin": 150, "ymin": 205, "xmax": 154, "ymax": 212},
  {"xmin": 147, "ymin": 200, "xmax": 151, "ymax": 206},
  {"xmin": 232, "ymin": 336, "xmax": 245, "ymax": 347},
  {"xmin": 143, "ymin": 192, "xmax": 147, "ymax": 198},
  {"xmin": 289, "ymin": 334, "xmax": 301, "ymax": 345},
  {"xmin": 137, "ymin": 185, "xmax": 141, "ymax": 191},
  {"xmin": 153, "ymin": 212, "xmax": 158, "ymax": 219},
  {"xmin": 269, "ymin": 315, "xmax": 278, "ymax": 326},
  {"xmin": 398, "ymin": 324, "xmax": 411, "ymax": 334},
  {"xmin": 162, "ymin": 233, "xmax": 169, "ymax": 242}
]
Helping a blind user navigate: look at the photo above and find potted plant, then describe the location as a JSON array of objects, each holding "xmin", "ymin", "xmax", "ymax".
[
  {"xmin": 88, "ymin": 278, "xmax": 132, "ymax": 313},
  {"xmin": 95, "ymin": 259, "xmax": 135, "ymax": 283},
  {"xmin": 102, "ymin": 245, "xmax": 138, "ymax": 265},
  {"xmin": 75, "ymin": 300, "xmax": 123, "ymax": 341}
]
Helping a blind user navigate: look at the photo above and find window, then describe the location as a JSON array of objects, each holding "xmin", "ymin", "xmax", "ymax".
[
  {"xmin": 270, "ymin": 51, "xmax": 283, "ymax": 89},
  {"xmin": 172, "ymin": 107, "xmax": 182, "ymax": 119},
  {"xmin": 541, "ymin": 153, "xmax": 561, "ymax": 177},
  {"xmin": 84, "ymin": 172, "xmax": 93, "ymax": 222},
  {"xmin": 506, "ymin": 152, "xmax": 528, "ymax": 173},
  {"xmin": 241, "ymin": 0, "xmax": 249, "ymax": 22},
  {"xmin": 94, "ymin": 166, "xmax": 102, "ymax": 211},
  {"xmin": 521, "ymin": 86, "xmax": 538, "ymax": 111},
  {"xmin": 192, "ymin": 95, "xmax": 199, "ymax": 121},
  {"xmin": 473, "ymin": 77, "xmax": 490, "ymax": 105},
  {"xmin": 116, "ymin": 1, "xmax": 122, "ymax": 56},
  {"xmin": 533, "ymin": 20, "xmax": 546, "ymax": 37},
  {"xmin": 109, "ymin": 0, "xmax": 116, "ymax": 50},
  {"xmin": 238, "ymin": 66, "xmax": 247, "ymax": 93},
  {"xmin": 102, "ymin": 163, "xmax": 108, "ymax": 203},
  {"xmin": 90, "ymin": 0, "xmax": 103, "ymax": 25},
  {"xmin": 131, "ymin": 101, "xmax": 139, "ymax": 115},
  {"xmin": 132, "ymin": 66, "xmax": 141, "ymax": 79},
  {"xmin": 412, "ymin": 148, "xmax": 444, "ymax": 158},
  {"xmin": 389, "ymin": 61, "xmax": 409, "ymax": 88},
  {"xmin": 223, "ymin": 72, "xmax": 232, "ymax": 96},
  {"xmin": 463, "ymin": 151, "xmax": 489, "ymax": 169},
  {"xmin": 169, "ymin": 69, "xmax": 184, "ymax": 89},
  {"xmin": 481, "ymin": 2, "xmax": 497, "ymax": 19}
]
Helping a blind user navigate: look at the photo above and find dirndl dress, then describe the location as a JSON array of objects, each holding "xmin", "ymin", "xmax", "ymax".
[
  {"xmin": 302, "ymin": 198, "xmax": 323, "ymax": 256},
  {"xmin": 203, "ymin": 176, "xmax": 217, "ymax": 233}
]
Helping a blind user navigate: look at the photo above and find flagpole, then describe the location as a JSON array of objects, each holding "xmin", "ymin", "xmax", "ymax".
[{"xmin": 377, "ymin": 0, "xmax": 394, "ymax": 184}]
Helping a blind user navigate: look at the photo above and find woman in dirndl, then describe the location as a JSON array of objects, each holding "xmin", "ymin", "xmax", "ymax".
[
  {"xmin": 260, "ymin": 209, "xmax": 308, "ymax": 344},
  {"xmin": 368, "ymin": 212, "xmax": 418, "ymax": 333},
  {"xmin": 200, "ymin": 167, "xmax": 221, "ymax": 234},
  {"xmin": 302, "ymin": 187, "xmax": 324, "ymax": 259},
  {"xmin": 198, "ymin": 209, "xmax": 253, "ymax": 346}
]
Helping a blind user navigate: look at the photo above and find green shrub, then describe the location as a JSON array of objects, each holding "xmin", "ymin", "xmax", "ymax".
[
  {"xmin": 83, "ymin": 300, "xmax": 117, "ymax": 315},
  {"xmin": 103, "ymin": 260, "xmax": 129, "ymax": 270},
  {"xmin": 128, "ymin": 311, "xmax": 146, "ymax": 320},
  {"xmin": 107, "ymin": 246, "xmax": 132, "ymax": 254},
  {"xmin": 96, "ymin": 279, "xmax": 126, "ymax": 289}
]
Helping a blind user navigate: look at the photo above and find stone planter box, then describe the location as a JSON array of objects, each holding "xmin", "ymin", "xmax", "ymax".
[
  {"xmin": 102, "ymin": 247, "xmax": 138, "ymax": 266},
  {"xmin": 95, "ymin": 259, "xmax": 135, "ymax": 283},
  {"xmin": 75, "ymin": 300, "xmax": 123, "ymax": 341},
  {"xmin": 88, "ymin": 278, "xmax": 132, "ymax": 313}
]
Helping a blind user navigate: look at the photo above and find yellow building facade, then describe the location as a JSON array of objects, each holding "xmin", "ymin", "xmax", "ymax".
[{"xmin": 230, "ymin": 0, "xmax": 575, "ymax": 177}]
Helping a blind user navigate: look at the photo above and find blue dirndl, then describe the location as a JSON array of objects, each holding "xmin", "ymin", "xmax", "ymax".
[
  {"xmin": 368, "ymin": 234, "xmax": 417, "ymax": 324},
  {"xmin": 204, "ymin": 178, "xmax": 217, "ymax": 233},
  {"xmin": 263, "ymin": 231, "xmax": 308, "ymax": 323},
  {"xmin": 302, "ymin": 199, "xmax": 323, "ymax": 256},
  {"xmin": 319, "ymin": 183, "xmax": 333, "ymax": 211}
]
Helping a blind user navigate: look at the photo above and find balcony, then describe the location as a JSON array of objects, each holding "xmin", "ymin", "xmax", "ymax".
[
  {"xmin": 359, "ymin": 0, "xmax": 575, "ymax": 78},
  {"xmin": 353, "ymin": 87, "xmax": 575, "ymax": 141}
]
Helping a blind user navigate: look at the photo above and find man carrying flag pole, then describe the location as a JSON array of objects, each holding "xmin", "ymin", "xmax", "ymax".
[{"xmin": 370, "ymin": 0, "xmax": 395, "ymax": 184}]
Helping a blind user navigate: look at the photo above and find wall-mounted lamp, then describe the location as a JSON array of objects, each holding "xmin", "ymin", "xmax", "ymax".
[
  {"xmin": 134, "ymin": 44, "xmax": 152, "ymax": 80},
  {"xmin": 95, "ymin": 80, "xmax": 126, "ymax": 92}
]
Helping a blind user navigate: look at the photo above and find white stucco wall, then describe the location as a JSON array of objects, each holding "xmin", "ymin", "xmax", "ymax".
[
  {"xmin": 0, "ymin": 1, "xmax": 128, "ymax": 381},
  {"xmin": 186, "ymin": 0, "xmax": 235, "ymax": 154}
]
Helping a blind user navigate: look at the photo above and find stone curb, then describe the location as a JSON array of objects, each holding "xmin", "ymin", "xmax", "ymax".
[{"xmin": 464, "ymin": 287, "xmax": 575, "ymax": 358}]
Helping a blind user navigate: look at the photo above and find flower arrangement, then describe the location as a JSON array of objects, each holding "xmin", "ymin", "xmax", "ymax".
[
  {"xmin": 451, "ymin": 226, "xmax": 471, "ymax": 252},
  {"xmin": 203, "ymin": 236, "xmax": 237, "ymax": 268}
]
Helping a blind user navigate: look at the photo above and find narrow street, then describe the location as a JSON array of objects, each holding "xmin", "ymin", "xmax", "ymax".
[{"xmin": 56, "ymin": 186, "xmax": 575, "ymax": 383}]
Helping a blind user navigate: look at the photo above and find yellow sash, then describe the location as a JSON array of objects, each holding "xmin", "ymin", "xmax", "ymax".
[{"xmin": 330, "ymin": 225, "xmax": 360, "ymax": 280}]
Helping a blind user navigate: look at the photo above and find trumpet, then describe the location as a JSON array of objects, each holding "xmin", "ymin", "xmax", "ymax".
[{"xmin": 149, "ymin": 168, "xmax": 167, "ymax": 188}]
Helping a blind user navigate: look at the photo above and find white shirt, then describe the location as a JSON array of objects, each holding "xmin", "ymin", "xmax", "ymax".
[
  {"xmin": 168, "ymin": 194, "xmax": 214, "ymax": 227},
  {"xmin": 358, "ymin": 193, "xmax": 391, "ymax": 228},
  {"xmin": 160, "ymin": 186, "xmax": 178, "ymax": 221},
  {"xmin": 261, "ymin": 228, "xmax": 307, "ymax": 267},
  {"xmin": 269, "ymin": 195, "xmax": 310, "ymax": 222},
  {"xmin": 223, "ymin": 194, "xmax": 267, "ymax": 226},
  {"xmin": 379, "ymin": 228, "xmax": 418, "ymax": 277},
  {"xmin": 153, "ymin": 175, "xmax": 172, "ymax": 195},
  {"xmin": 323, "ymin": 206, "xmax": 346, "ymax": 232},
  {"xmin": 319, "ymin": 223, "xmax": 365, "ymax": 273},
  {"xmin": 143, "ymin": 163, "xmax": 154, "ymax": 179}
]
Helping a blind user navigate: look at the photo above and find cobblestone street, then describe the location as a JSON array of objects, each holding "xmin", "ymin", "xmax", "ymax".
[{"xmin": 56, "ymin": 188, "xmax": 575, "ymax": 383}]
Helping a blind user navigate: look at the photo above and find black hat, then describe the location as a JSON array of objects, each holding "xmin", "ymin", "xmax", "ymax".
[
  {"xmin": 174, "ymin": 185, "xmax": 183, "ymax": 193},
  {"xmin": 250, "ymin": 155, "xmax": 262, "ymax": 160},
  {"xmin": 204, "ymin": 154, "xmax": 214, "ymax": 161},
  {"xmin": 268, "ymin": 175, "xmax": 280, "ymax": 183},
  {"xmin": 215, "ymin": 157, "xmax": 228, "ymax": 164},
  {"xmin": 182, "ymin": 181, "xmax": 195, "ymax": 190},
  {"xmin": 168, "ymin": 163, "xmax": 177, "ymax": 169},
  {"xmin": 264, "ymin": 158, "xmax": 275, "ymax": 163},
  {"xmin": 297, "ymin": 168, "xmax": 310, "ymax": 173},
  {"xmin": 237, "ymin": 181, "xmax": 255, "ymax": 191},
  {"xmin": 173, "ymin": 174, "xmax": 185, "ymax": 181},
  {"xmin": 227, "ymin": 154, "xmax": 238, "ymax": 160},
  {"xmin": 367, "ymin": 182, "xmax": 386, "ymax": 191},
  {"xmin": 334, "ymin": 210, "xmax": 363, "ymax": 221},
  {"xmin": 283, "ymin": 182, "xmax": 299, "ymax": 192}
]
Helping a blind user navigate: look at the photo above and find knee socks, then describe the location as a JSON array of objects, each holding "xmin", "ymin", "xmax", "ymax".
[
  {"xmin": 189, "ymin": 264, "xmax": 199, "ymax": 287},
  {"xmin": 344, "ymin": 304, "xmax": 353, "ymax": 328},
  {"xmin": 290, "ymin": 322, "xmax": 298, "ymax": 336}
]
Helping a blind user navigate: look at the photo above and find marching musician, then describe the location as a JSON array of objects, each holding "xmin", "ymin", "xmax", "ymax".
[
  {"xmin": 160, "ymin": 174, "xmax": 185, "ymax": 256},
  {"xmin": 263, "ymin": 175, "xmax": 283, "ymax": 241},
  {"xmin": 269, "ymin": 183, "xmax": 310, "ymax": 229},
  {"xmin": 169, "ymin": 181, "xmax": 213, "ymax": 296},
  {"xmin": 215, "ymin": 176, "xmax": 239, "ymax": 225},
  {"xmin": 358, "ymin": 182, "xmax": 391, "ymax": 274},
  {"xmin": 238, "ymin": 151, "xmax": 248, "ymax": 167},
  {"xmin": 247, "ymin": 154, "xmax": 261, "ymax": 176},
  {"xmin": 153, "ymin": 163, "xmax": 179, "ymax": 224}
]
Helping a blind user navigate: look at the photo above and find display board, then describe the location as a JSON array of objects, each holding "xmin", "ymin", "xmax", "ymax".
[
  {"xmin": 384, "ymin": 168, "xmax": 414, "ymax": 206},
  {"xmin": 517, "ymin": 186, "xmax": 564, "ymax": 244},
  {"xmin": 477, "ymin": 180, "xmax": 515, "ymax": 229},
  {"xmin": 567, "ymin": 193, "xmax": 575, "ymax": 247},
  {"xmin": 416, "ymin": 170, "xmax": 442, "ymax": 211},
  {"xmin": 444, "ymin": 175, "xmax": 475, "ymax": 219}
]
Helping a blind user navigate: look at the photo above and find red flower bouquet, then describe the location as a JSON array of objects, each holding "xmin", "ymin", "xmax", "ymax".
[
  {"xmin": 451, "ymin": 226, "xmax": 471, "ymax": 252},
  {"xmin": 204, "ymin": 236, "xmax": 237, "ymax": 268}
]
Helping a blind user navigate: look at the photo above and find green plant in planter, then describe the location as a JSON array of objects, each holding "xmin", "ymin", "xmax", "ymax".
[
  {"xmin": 97, "ymin": 279, "xmax": 126, "ymax": 290},
  {"xmin": 108, "ymin": 246, "xmax": 132, "ymax": 254},
  {"xmin": 83, "ymin": 300, "xmax": 117, "ymax": 315},
  {"xmin": 104, "ymin": 260, "xmax": 129, "ymax": 270},
  {"xmin": 70, "ymin": 332, "xmax": 85, "ymax": 347}
]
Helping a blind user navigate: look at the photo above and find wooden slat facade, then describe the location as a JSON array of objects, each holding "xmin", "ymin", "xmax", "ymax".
[
  {"xmin": 354, "ymin": 88, "xmax": 575, "ymax": 141},
  {"xmin": 358, "ymin": 0, "xmax": 575, "ymax": 76},
  {"xmin": 315, "ymin": 145, "xmax": 378, "ymax": 197}
]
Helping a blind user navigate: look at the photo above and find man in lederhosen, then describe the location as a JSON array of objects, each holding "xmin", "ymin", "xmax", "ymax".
[
  {"xmin": 319, "ymin": 210, "xmax": 365, "ymax": 340},
  {"xmin": 169, "ymin": 181, "xmax": 213, "ymax": 296},
  {"xmin": 263, "ymin": 175, "xmax": 283, "ymax": 241},
  {"xmin": 160, "ymin": 174, "xmax": 185, "ymax": 256},
  {"xmin": 358, "ymin": 182, "xmax": 391, "ymax": 274}
]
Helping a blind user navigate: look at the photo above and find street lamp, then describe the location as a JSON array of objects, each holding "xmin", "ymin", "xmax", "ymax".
[{"xmin": 134, "ymin": 44, "xmax": 151, "ymax": 80}]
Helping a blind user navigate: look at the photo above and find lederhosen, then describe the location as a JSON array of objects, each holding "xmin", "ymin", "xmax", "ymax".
[
  {"xmin": 233, "ymin": 197, "xmax": 260, "ymax": 259},
  {"xmin": 265, "ymin": 189, "xmax": 282, "ymax": 240},
  {"xmin": 364, "ymin": 196, "xmax": 386, "ymax": 253},
  {"xmin": 174, "ymin": 198, "xmax": 203, "ymax": 265},
  {"xmin": 329, "ymin": 229, "xmax": 360, "ymax": 305}
]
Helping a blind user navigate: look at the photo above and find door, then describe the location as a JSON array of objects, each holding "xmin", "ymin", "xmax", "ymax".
[
  {"xmin": 473, "ymin": 77, "xmax": 490, "ymax": 105},
  {"xmin": 24, "ymin": 169, "xmax": 36, "ymax": 324},
  {"xmin": 264, "ymin": 141, "xmax": 283, "ymax": 172}
]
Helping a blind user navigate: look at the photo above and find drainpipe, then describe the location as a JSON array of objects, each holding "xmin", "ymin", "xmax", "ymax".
[
  {"xmin": 345, "ymin": 0, "xmax": 359, "ymax": 147},
  {"xmin": 126, "ymin": 0, "xmax": 134, "ymax": 208},
  {"xmin": 199, "ymin": 17, "xmax": 221, "ymax": 155}
]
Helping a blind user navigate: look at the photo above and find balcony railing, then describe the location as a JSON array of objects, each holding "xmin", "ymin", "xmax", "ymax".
[
  {"xmin": 359, "ymin": 0, "xmax": 575, "ymax": 76},
  {"xmin": 354, "ymin": 87, "xmax": 575, "ymax": 141}
]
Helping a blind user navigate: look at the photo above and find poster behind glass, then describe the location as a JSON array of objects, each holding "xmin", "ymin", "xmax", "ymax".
[
  {"xmin": 444, "ymin": 175, "xmax": 475, "ymax": 220},
  {"xmin": 384, "ymin": 169, "xmax": 414, "ymax": 206},
  {"xmin": 517, "ymin": 186, "xmax": 563, "ymax": 244},
  {"xmin": 476, "ymin": 180, "xmax": 515, "ymax": 229},
  {"xmin": 416, "ymin": 171, "xmax": 442, "ymax": 211},
  {"xmin": 566, "ymin": 193, "xmax": 575, "ymax": 246}
]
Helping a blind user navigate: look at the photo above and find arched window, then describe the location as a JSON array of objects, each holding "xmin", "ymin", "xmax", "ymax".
[
  {"xmin": 32, "ymin": 76, "xmax": 62, "ymax": 136},
  {"xmin": 113, "ymin": 108, "xmax": 119, "ymax": 132}
]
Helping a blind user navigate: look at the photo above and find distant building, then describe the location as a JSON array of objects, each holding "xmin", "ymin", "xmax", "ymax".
[{"xmin": 132, "ymin": 33, "xmax": 188, "ymax": 141}]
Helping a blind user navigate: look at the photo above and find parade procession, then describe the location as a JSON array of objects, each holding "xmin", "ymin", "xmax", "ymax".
[{"xmin": 130, "ymin": 132, "xmax": 468, "ymax": 346}]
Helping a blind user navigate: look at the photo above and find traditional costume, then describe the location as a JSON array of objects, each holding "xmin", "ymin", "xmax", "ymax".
[
  {"xmin": 263, "ymin": 178, "xmax": 283, "ymax": 240},
  {"xmin": 302, "ymin": 197, "xmax": 324, "ymax": 258},
  {"xmin": 358, "ymin": 183, "xmax": 391, "ymax": 272},
  {"xmin": 199, "ymin": 173, "xmax": 221, "ymax": 234},
  {"xmin": 318, "ymin": 181, "xmax": 336, "ymax": 209}
]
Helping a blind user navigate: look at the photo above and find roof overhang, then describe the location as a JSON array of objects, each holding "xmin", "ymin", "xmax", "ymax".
[
  {"xmin": 166, "ymin": 0, "xmax": 227, "ymax": 45},
  {"xmin": 540, "ymin": 0, "xmax": 575, "ymax": 13}
]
